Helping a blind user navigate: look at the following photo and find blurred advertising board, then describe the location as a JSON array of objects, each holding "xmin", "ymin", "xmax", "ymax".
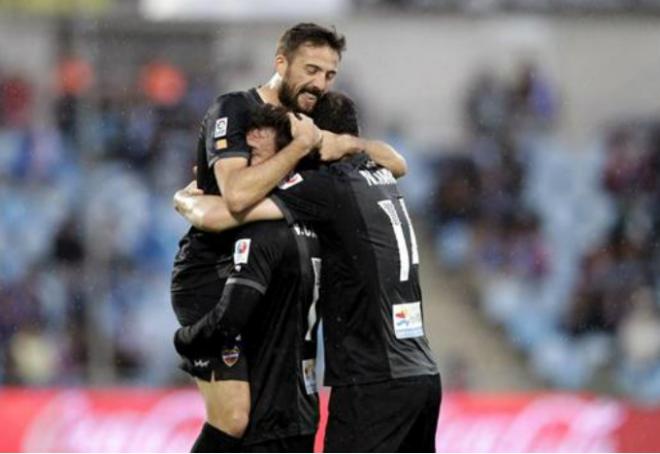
[{"xmin": 0, "ymin": 388, "xmax": 658, "ymax": 452}]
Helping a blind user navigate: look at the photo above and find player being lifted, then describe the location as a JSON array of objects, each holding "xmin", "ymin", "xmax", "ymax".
[
  {"xmin": 170, "ymin": 23, "xmax": 407, "ymax": 452},
  {"xmin": 174, "ymin": 105, "xmax": 323, "ymax": 451},
  {"xmin": 175, "ymin": 92, "xmax": 442, "ymax": 453}
]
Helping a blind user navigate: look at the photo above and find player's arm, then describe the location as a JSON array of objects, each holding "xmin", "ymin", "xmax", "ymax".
[
  {"xmin": 319, "ymin": 131, "xmax": 407, "ymax": 178},
  {"xmin": 174, "ymin": 229, "xmax": 282, "ymax": 357},
  {"xmin": 174, "ymin": 185, "xmax": 282, "ymax": 233},
  {"xmin": 174, "ymin": 168, "xmax": 334, "ymax": 231},
  {"xmin": 216, "ymin": 113, "xmax": 321, "ymax": 214},
  {"xmin": 174, "ymin": 283, "xmax": 262, "ymax": 357}
]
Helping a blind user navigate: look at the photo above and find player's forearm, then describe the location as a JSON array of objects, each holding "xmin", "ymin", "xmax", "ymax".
[
  {"xmin": 321, "ymin": 132, "xmax": 407, "ymax": 178},
  {"xmin": 363, "ymin": 140, "xmax": 407, "ymax": 178},
  {"xmin": 174, "ymin": 190, "xmax": 241, "ymax": 232},
  {"xmin": 174, "ymin": 190, "xmax": 283, "ymax": 233},
  {"xmin": 221, "ymin": 138, "xmax": 312, "ymax": 213},
  {"xmin": 175, "ymin": 285, "xmax": 262, "ymax": 357}
]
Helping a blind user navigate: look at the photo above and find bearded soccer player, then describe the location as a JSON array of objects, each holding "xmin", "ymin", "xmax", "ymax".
[
  {"xmin": 175, "ymin": 93, "xmax": 441, "ymax": 453},
  {"xmin": 170, "ymin": 23, "xmax": 407, "ymax": 452}
]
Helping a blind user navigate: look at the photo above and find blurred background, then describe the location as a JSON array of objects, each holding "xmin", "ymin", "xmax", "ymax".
[{"xmin": 1, "ymin": 0, "xmax": 660, "ymax": 451}]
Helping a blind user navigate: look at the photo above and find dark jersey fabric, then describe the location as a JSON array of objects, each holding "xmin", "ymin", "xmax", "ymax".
[
  {"xmin": 171, "ymin": 88, "xmax": 263, "ymax": 293},
  {"xmin": 271, "ymin": 154, "xmax": 438, "ymax": 387},
  {"xmin": 223, "ymin": 220, "xmax": 322, "ymax": 445}
]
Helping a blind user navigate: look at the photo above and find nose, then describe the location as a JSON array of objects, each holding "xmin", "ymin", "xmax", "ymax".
[{"xmin": 311, "ymin": 73, "xmax": 328, "ymax": 93}]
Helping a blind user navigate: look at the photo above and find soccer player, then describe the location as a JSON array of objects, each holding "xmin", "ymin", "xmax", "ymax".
[
  {"xmin": 174, "ymin": 105, "xmax": 322, "ymax": 452},
  {"xmin": 174, "ymin": 93, "xmax": 442, "ymax": 453},
  {"xmin": 170, "ymin": 23, "xmax": 407, "ymax": 452}
]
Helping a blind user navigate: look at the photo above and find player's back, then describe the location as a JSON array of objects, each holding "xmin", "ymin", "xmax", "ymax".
[
  {"xmin": 272, "ymin": 153, "xmax": 438, "ymax": 387},
  {"xmin": 323, "ymin": 155, "xmax": 438, "ymax": 385}
]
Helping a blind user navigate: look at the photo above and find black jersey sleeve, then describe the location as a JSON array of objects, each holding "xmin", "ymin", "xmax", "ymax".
[
  {"xmin": 269, "ymin": 170, "xmax": 335, "ymax": 225},
  {"xmin": 174, "ymin": 223, "xmax": 286, "ymax": 356},
  {"xmin": 204, "ymin": 93, "xmax": 252, "ymax": 167}
]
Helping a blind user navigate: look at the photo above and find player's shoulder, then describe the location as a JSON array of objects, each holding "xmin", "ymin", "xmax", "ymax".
[
  {"xmin": 233, "ymin": 220, "xmax": 291, "ymax": 245},
  {"xmin": 206, "ymin": 89, "xmax": 258, "ymax": 116},
  {"xmin": 328, "ymin": 153, "xmax": 375, "ymax": 176}
]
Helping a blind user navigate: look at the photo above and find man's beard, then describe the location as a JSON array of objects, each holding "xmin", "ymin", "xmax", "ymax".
[{"xmin": 278, "ymin": 79, "xmax": 322, "ymax": 113}]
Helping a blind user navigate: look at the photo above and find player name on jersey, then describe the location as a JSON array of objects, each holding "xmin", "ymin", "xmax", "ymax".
[{"xmin": 359, "ymin": 168, "xmax": 397, "ymax": 186}]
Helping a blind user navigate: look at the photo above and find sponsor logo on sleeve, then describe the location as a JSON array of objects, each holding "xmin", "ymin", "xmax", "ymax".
[
  {"xmin": 213, "ymin": 117, "xmax": 228, "ymax": 138},
  {"xmin": 233, "ymin": 239, "xmax": 251, "ymax": 265},
  {"xmin": 278, "ymin": 172, "xmax": 303, "ymax": 190},
  {"xmin": 392, "ymin": 302, "xmax": 424, "ymax": 339}
]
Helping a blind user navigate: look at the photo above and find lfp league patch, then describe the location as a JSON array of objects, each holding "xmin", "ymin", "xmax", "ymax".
[
  {"xmin": 234, "ymin": 238, "xmax": 251, "ymax": 265},
  {"xmin": 214, "ymin": 117, "xmax": 228, "ymax": 138},
  {"xmin": 392, "ymin": 302, "xmax": 424, "ymax": 339}
]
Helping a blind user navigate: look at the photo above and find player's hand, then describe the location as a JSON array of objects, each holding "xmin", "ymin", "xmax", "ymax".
[
  {"xmin": 289, "ymin": 112, "xmax": 322, "ymax": 149},
  {"xmin": 182, "ymin": 180, "xmax": 203, "ymax": 196},
  {"xmin": 319, "ymin": 131, "xmax": 363, "ymax": 161},
  {"xmin": 173, "ymin": 181, "xmax": 203, "ymax": 214}
]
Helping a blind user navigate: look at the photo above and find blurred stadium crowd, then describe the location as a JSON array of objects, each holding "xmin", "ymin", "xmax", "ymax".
[
  {"xmin": 410, "ymin": 61, "xmax": 660, "ymax": 402},
  {"xmin": 1, "ymin": 19, "xmax": 659, "ymax": 406},
  {"xmin": 0, "ymin": 58, "xmax": 197, "ymax": 385}
]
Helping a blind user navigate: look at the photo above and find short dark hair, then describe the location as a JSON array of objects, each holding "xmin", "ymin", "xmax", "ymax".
[
  {"xmin": 247, "ymin": 91, "xmax": 359, "ymax": 167},
  {"xmin": 312, "ymin": 91, "xmax": 359, "ymax": 137},
  {"xmin": 277, "ymin": 23, "xmax": 346, "ymax": 60},
  {"xmin": 247, "ymin": 104, "xmax": 292, "ymax": 151}
]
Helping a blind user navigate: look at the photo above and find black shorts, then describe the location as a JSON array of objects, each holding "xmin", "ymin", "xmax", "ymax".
[
  {"xmin": 242, "ymin": 434, "xmax": 315, "ymax": 453},
  {"xmin": 172, "ymin": 287, "xmax": 248, "ymax": 382},
  {"xmin": 325, "ymin": 374, "xmax": 442, "ymax": 453}
]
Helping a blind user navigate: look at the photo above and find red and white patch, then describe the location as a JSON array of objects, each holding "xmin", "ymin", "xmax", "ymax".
[
  {"xmin": 233, "ymin": 239, "xmax": 251, "ymax": 265},
  {"xmin": 221, "ymin": 347, "xmax": 240, "ymax": 367},
  {"xmin": 278, "ymin": 172, "xmax": 303, "ymax": 190}
]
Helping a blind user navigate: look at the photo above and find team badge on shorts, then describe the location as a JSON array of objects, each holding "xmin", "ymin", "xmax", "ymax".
[
  {"xmin": 214, "ymin": 117, "xmax": 228, "ymax": 138},
  {"xmin": 222, "ymin": 347, "xmax": 240, "ymax": 367}
]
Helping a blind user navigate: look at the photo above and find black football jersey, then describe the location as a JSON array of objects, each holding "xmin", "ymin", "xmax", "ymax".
[
  {"xmin": 224, "ymin": 220, "xmax": 322, "ymax": 444},
  {"xmin": 271, "ymin": 154, "xmax": 438, "ymax": 386},
  {"xmin": 172, "ymin": 88, "xmax": 263, "ymax": 293}
]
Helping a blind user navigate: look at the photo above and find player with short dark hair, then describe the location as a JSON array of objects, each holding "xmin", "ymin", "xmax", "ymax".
[
  {"xmin": 174, "ymin": 93, "xmax": 442, "ymax": 452},
  {"xmin": 170, "ymin": 22, "xmax": 407, "ymax": 452}
]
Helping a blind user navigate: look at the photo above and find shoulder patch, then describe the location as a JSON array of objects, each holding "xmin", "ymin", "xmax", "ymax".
[
  {"xmin": 214, "ymin": 117, "xmax": 228, "ymax": 138},
  {"xmin": 233, "ymin": 238, "xmax": 251, "ymax": 265},
  {"xmin": 278, "ymin": 172, "xmax": 303, "ymax": 190}
]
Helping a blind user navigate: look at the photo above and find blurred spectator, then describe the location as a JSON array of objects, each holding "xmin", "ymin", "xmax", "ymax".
[
  {"xmin": 565, "ymin": 223, "xmax": 650, "ymax": 336},
  {"xmin": 465, "ymin": 70, "xmax": 509, "ymax": 137},
  {"xmin": 509, "ymin": 60, "xmax": 558, "ymax": 131},
  {"xmin": 0, "ymin": 74, "xmax": 32, "ymax": 127},
  {"xmin": 618, "ymin": 287, "xmax": 660, "ymax": 372}
]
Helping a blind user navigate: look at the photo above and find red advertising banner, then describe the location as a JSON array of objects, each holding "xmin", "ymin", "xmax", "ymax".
[{"xmin": 0, "ymin": 388, "xmax": 658, "ymax": 452}]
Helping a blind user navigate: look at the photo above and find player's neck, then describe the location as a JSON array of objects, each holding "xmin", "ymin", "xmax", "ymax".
[{"xmin": 258, "ymin": 74, "xmax": 283, "ymax": 106}]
